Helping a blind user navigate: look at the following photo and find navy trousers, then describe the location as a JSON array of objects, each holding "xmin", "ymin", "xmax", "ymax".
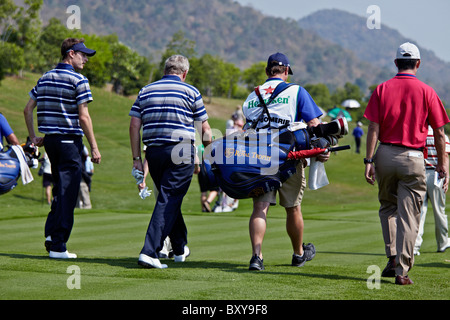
[
  {"xmin": 141, "ymin": 143, "xmax": 195, "ymax": 258},
  {"xmin": 44, "ymin": 134, "xmax": 83, "ymax": 252}
]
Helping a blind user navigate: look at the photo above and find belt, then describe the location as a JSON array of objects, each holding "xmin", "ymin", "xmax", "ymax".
[{"xmin": 380, "ymin": 142, "xmax": 423, "ymax": 152}]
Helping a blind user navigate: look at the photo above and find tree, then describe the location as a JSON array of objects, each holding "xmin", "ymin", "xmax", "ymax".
[
  {"xmin": 34, "ymin": 18, "xmax": 76, "ymax": 72},
  {"xmin": 188, "ymin": 54, "xmax": 221, "ymax": 102},
  {"xmin": 80, "ymin": 34, "xmax": 115, "ymax": 87},
  {"xmin": 0, "ymin": 0, "xmax": 42, "ymax": 81},
  {"xmin": 242, "ymin": 62, "xmax": 267, "ymax": 91},
  {"xmin": 303, "ymin": 83, "xmax": 332, "ymax": 109},
  {"xmin": 156, "ymin": 30, "xmax": 196, "ymax": 80},
  {"xmin": 108, "ymin": 41, "xmax": 152, "ymax": 95},
  {"xmin": 4, "ymin": 0, "xmax": 43, "ymax": 69},
  {"xmin": 221, "ymin": 62, "xmax": 241, "ymax": 99},
  {"xmin": 331, "ymin": 82, "xmax": 364, "ymax": 106},
  {"xmin": 0, "ymin": 41, "xmax": 25, "ymax": 81}
]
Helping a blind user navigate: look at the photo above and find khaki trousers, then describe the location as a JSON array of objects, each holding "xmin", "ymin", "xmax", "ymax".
[{"xmin": 374, "ymin": 144, "xmax": 426, "ymax": 276}]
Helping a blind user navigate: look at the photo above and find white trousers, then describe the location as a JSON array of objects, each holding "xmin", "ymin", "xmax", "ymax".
[{"xmin": 415, "ymin": 169, "xmax": 449, "ymax": 252}]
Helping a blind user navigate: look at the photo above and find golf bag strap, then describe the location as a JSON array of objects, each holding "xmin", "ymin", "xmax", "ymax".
[
  {"xmin": 252, "ymin": 82, "xmax": 296, "ymax": 130},
  {"xmin": 253, "ymin": 86, "xmax": 271, "ymax": 129}
]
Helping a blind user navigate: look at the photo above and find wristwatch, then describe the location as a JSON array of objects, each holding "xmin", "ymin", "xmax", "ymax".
[
  {"xmin": 364, "ymin": 158, "xmax": 374, "ymax": 164},
  {"xmin": 133, "ymin": 156, "xmax": 141, "ymax": 161}
]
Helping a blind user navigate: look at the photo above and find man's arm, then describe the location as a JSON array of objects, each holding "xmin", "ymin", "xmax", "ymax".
[
  {"xmin": 23, "ymin": 98, "xmax": 44, "ymax": 147},
  {"xmin": 433, "ymin": 126, "xmax": 449, "ymax": 192},
  {"xmin": 78, "ymin": 103, "xmax": 101, "ymax": 164},
  {"xmin": 365, "ymin": 121, "xmax": 379, "ymax": 185},
  {"xmin": 6, "ymin": 133, "xmax": 20, "ymax": 145},
  {"xmin": 129, "ymin": 116, "xmax": 143, "ymax": 172},
  {"xmin": 201, "ymin": 120, "xmax": 212, "ymax": 147}
]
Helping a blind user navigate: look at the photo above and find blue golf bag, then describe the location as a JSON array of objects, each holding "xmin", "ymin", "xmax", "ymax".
[
  {"xmin": 204, "ymin": 83, "xmax": 349, "ymax": 199},
  {"xmin": 0, "ymin": 146, "xmax": 21, "ymax": 195}
]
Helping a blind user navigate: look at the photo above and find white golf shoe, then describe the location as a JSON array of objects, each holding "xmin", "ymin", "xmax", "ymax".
[
  {"xmin": 49, "ymin": 250, "xmax": 77, "ymax": 259},
  {"xmin": 174, "ymin": 246, "xmax": 190, "ymax": 262},
  {"xmin": 138, "ymin": 253, "xmax": 168, "ymax": 269}
]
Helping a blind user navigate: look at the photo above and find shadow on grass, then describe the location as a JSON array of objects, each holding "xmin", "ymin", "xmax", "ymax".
[
  {"xmin": 11, "ymin": 193, "xmax": 43, "ymax": 203},
  {"xmin": 318, "ymin": 251, "xmax": 385, "ymax": 257},
  {"xmin": 415, "ymin": 262, "xmax": 450, "ymax": 269},
  {"xmin": 0, "ymin": 252, "xmax": 384, "ymax": 284}
]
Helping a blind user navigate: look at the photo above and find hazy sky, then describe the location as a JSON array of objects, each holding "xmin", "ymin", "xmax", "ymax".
[{"xmin": 235, "ymin": 0, "xmax": 450, "ymax": 63}]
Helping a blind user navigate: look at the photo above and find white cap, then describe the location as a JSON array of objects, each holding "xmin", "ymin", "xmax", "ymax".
[{"xmin": 396, "ymin": 42, "xmax": 421, "ymax": 60}]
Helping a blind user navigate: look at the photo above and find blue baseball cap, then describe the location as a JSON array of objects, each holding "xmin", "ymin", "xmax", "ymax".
[
  {"xmin": 66, "ymin": 42, "xmax": 96, "ymax": 57},
  {"xmin": 267, "ymin": 52, "xmax": 293, "ymax": 75}
]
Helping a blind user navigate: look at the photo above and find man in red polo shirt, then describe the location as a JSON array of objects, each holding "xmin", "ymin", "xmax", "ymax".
[{"xmin": 364, "ymin": 42, "xmax": 449, "ymax": 285}]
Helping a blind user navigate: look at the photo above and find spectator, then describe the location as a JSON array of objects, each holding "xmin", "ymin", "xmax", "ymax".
[
  {"xmin": 352, "ymin": 121, "xmax": 364, "ymax": 154},
  {"xmin": 414, "ymin": 126, "xmax": 450, "ymax": 255},
  {"xmin": 77, "ymin": 145, "xmax": 93, "ymax": 209},
  {"xmin": 39, "ymin": 152, "xmax": 53, "ymax": 205}
]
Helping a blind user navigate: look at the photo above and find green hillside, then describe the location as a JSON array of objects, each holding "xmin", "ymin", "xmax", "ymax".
[{"xmin": 0, "ymin": 74, "xmax": 448, "ymax": 301}]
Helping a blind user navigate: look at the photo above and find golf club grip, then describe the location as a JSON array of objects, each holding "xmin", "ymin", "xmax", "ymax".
[{"xmin": 328, "ymin": 145, "xmax": 351, "ymax": 152}]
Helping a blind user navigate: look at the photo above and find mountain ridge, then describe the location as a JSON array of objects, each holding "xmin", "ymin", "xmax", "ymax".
[
  {"xmin": 298, "ymin": 9, "xmax": 450, "ymax": 102},
  {"xmin": 34, "ymin": 0, "xmax": 450, "ymax": 101}
]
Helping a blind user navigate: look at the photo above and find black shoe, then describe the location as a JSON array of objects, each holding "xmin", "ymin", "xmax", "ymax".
[
  {"xmin": 292, "ymin": 243, "xmax": 316, "ymax": 267},
  {"xmin": 292, "ymin": 253, "xmax": 306, "ymax": 267},
  {"xmin": 381, "ymin": 256, "xmax": 396, "ymax": 277},
  {"xmin": 303, "ymin": 243, "xmax": 316, "ymax": 261},
  {"xmin": 249, "ymin": 255, "xmax": 264, "ymax": 271}
]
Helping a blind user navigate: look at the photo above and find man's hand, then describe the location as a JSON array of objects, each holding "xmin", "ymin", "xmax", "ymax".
[
  {"xmin": 316, "ymin": 151, "xmax": 330, "ymax": 163},
  {"xmin": 365, "ymin": 163, "xmax": 376, "ymax": 185},
  {"xmin": 436, "ymin": 165, "xmax": 449, "ymax": 193},
  {"xmin": 30, "ymin": 136, "xmax": 44, "ymax": 147},
  {"xmin": 90, "ymin": 147, "xmax": 101, "ymax": 164}
]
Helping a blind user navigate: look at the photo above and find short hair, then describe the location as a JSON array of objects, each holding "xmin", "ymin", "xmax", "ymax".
[
  {"xmin": 266, "ymin": 61, "xmax": 288, "ymax": 77},
  {"xmin": 61, "ymin": 38, "xmax": 85, "ymax": 59},
  {"xmin": 164, "ymin": 55, "xmax": 190, "ymax": 75},
  {"xmin": 396, "ymin": 58, "xmax": 419, "ymax": 71}
]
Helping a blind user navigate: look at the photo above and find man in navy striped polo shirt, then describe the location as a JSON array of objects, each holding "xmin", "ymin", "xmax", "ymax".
[
  {"xmin": 130, "ymin": 55, "xmax": 212, "ymax": 269},
  {"xmin": 24, "ymin": 38, "xmax": 101, "ymax": 259}
]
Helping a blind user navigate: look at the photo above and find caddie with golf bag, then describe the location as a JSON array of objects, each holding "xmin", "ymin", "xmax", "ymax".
[
  {"xmin": 0, "ymin": 139, "xmax": 39, "ymax": 195},
  {"xmin": 204, "ymin": 52, "xmax": 350, "ymax": 271},
  {"xmin": 0, "ymin": 113, "xmax": 37, "ymax": 195}
]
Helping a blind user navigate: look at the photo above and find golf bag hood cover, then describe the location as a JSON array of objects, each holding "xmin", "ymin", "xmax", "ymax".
[
  {"xmin": 204, "ymin": 118, "xmax": 348, "ymax": 199},
  {"xmin": 0, "ymin": 146, "xmax": 21, "ymax": 195}
]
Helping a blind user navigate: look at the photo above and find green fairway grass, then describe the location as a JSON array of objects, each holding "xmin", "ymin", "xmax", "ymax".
[{"xmin": 0, "ymin": 73, "xmax": 449, "ymax": 300}]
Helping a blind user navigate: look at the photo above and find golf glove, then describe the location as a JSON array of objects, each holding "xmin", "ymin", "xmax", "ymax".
[
  {"xmin": 132, "ymin": 167, "xmax": 144, "ymax": 185},
  {"xmin": 139, "ymin": 187, "xmax": 152, "ymax": 200}
]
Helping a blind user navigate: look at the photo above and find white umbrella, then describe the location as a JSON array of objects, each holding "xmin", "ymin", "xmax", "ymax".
[
  {"xmin": 317, "ymin": 106, "xmax": 326, "ymax": 118},
  {"xmin": 341, "ymin": 99, "xmax": 360, "ymax": 108}
]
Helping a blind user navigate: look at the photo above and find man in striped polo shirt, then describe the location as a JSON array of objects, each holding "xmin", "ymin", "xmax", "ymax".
[
  {"xmin": 414, "ymin": 126, "xmax": 450, "ymax": 254},
  {"xmin": 24, "ymin": 38, "xmax": 101, "ymax": 259},
  {"xmin": 129, "ymin": 55, "xmax": 212, "ymax": 269}
]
